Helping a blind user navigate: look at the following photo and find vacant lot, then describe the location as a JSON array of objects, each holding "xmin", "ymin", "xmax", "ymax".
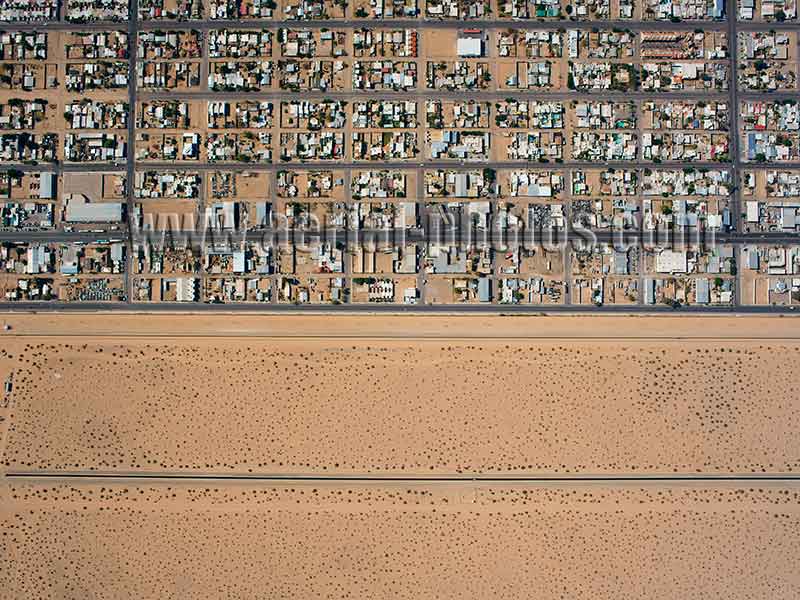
[
  {"xmin": 1, "ymin": 314, "xmax": 799, "ymax": 475},
  {"xmin": 1, "ymin": 480, "xmax": 799, "ymax": 599}
]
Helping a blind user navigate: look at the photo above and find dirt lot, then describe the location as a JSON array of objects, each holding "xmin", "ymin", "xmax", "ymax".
[
  {"xmin": 1, "ymin": 480, "xmax": 799, "ymax": 599},
  {"xmin": 1, "ymin": 313, "xmax": 800, "ymax": 598},
  {"xmin": 2, "ymin": 313, "xmax": 800, "ymax": 476}
]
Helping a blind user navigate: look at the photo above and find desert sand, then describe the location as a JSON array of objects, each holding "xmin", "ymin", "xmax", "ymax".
[
  {"xmin": 2, "ymin": 313, "xmax": 800, "ymax": 599},
  {"xmin": 2, "ymin": 480, "xmax": 799, "ymax": 599},
  {"xmin": 1, "ymin": 313, "xmax": 800, "ymax": 474}
]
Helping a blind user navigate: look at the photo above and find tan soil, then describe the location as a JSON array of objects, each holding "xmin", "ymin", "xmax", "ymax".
[
  {"xmin": 1, "ymin": 480, "xmax": 799, "ymax": 599},
  {"xmin": 1, "ymin": 314, "xmax": 800, "ymax": 475}
]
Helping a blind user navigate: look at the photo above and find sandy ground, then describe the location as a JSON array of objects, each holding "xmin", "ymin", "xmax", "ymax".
[
  {"xmin": 1, "ymin": 314, "xmax": 800, "ymax": 475},
  {"xmin": 2, "ymin": 313, "xmax": 800, "ymax": 597},
  {"xmin": 2, "ymin": 312, "xmax": 800, "ymax": 338},
  {"xmin": 1, "ymin": 480, "xmax": 799, "ymax": 599}
]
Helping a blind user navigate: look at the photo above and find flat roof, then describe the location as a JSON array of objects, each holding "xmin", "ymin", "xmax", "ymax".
[{"xmin": 65, "ymin": 202, "xmax": 123, "ymax": 223}]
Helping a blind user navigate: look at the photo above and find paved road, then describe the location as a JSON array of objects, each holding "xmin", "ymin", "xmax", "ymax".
[
  {"xmin": 137, "ymin": 90, "xmax": 800, "ymax": 104},
  {"xmin": 125, "ymin": 0, "xmax": 140, "ymax": 304},
  {"xmin": 6, "ymin": 16, "xmax": 800, "ymax": 33},
  {"xmin": 14, "ymin": 154, "xmax": 800, "ymax": 173},
  {"xmin": 136, "ymin": 89, "xmax": 800, "ymax": 102},
  {"xmin": 140, "ymin": 90, "xmax": 734, "ymax": 101},
  {"xmin": 727, "ymin": 0, "xmax": 743, "ymax": 306},
  {"xmin": 11, "ymin": 160, "xmax": 800, "ymax": 175},
  {"xmin": 0, "ymin": 301, "xmax": 795, "ymax": 313},
  {"xmin": 3, "ymin": 160, "xmax": 739, "ymax": 172},
  {"xmin": 14, "ymin": 159, "xmax": 800, "ymax": 173},
  {"xmin": 2, "ymin": 228, "xmax": 799, "ymax": 244}
]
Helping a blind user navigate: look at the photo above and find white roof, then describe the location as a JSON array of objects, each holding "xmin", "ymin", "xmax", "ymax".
[
  {"xmin": 746, "ymin": 201, "xmax": 759, "ymax": 223},
  {"xmin": 655, "ymin": 250, "xmax": 688, "ymax": 274},
  {"xmin": 457, "ymin": 38, "xmax": 482, "ymax": 58},
  {"xmin": 65, "ymin": 202, "xmax": 123, "ymax": 223}
]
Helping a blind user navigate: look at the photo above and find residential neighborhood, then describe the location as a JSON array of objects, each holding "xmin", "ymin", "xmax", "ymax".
[{"xmin": 0, "ymin": 0, "xmax": 795, "ymax": 309}]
